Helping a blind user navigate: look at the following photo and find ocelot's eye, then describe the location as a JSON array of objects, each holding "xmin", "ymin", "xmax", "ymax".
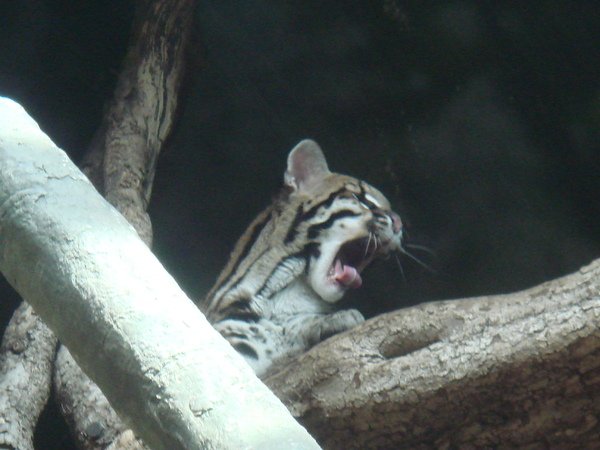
[
  {"xmin": 351, "ymin": 194, "xmax": 371, "ymax": 210},
  {"xmin": 364, "ymin": 193, "xmax": 383, "ymax": 209},
  {"xmin": 352, "ymin": 194, "xmax": 371, "ymax": 210}
]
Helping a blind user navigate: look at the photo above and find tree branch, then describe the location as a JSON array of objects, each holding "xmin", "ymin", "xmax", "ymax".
[
  {"xmin": 0, "ymin": 303, "xmax": 56, "ymax": 450},
  {"xmin": 54, "ymin": 345, "xmax": 137, "ymax": 450},
  {"xmin": 0, "ymin": 97, "xmax": 320, "ymax": 450},
  {"xmin": 85, "ymin": 0, "xmax": 195, "ymax": 246},
  {"xmin": 266, "ymin": 258, "xmax": 600, "ymax": 449}
]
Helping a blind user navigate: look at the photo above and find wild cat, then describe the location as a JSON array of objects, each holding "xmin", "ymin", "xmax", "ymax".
[{"xmin": 202, "ymin": 139, "xmax": 404, "ymax": 376}]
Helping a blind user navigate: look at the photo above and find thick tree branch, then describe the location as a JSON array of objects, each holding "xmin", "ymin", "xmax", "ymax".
[
  {"xmin": 0, "ymin": 97, "xmax": 320, "ymax": 450},
  {"xmin": 84, "ymin": 0, "xmax": 195, "ymax": 245},
  {"xmin": 266, "ymin": 258, "xmax": 600, "ymax": 449}
]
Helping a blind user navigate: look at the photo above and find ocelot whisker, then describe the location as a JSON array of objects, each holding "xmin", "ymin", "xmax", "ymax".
[
  {"xmin": 404, "ymin": 243, "xmax": 436, "ymax": 257},
  {"xmin": 398, "ymin": 247, "xmax": 437, "ymax": 273},
  {"xmin": 364, "ymin": 232, "xmax": 373, "ymax": 259},
  {"xmin": 394, "ymin": 253, "xmax": 406, "ymax": 283}
]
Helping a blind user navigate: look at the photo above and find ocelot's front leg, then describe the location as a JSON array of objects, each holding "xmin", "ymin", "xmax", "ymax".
[
  {"xmin": 213, "ymin": 310, "xmax": 364, "ymax": 377},
  {"xmin": 213, "ymin": 318, "xmax": 285, "ymax": 376},
  {"xmin": 264, "ymin": 310, "xmax": 365, "ymax": 375},
  {"xmin": 284, "ymin": 309, "xmax": 365, "ymax": 350}
]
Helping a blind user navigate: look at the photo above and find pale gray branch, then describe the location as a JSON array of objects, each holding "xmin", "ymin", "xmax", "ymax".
[{"xmin": 0, "ymin": 97, "xmax": 320, "ymax": 450}]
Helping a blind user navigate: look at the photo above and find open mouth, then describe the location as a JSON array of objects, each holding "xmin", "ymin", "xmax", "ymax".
[{"xmin": 327, "ymin": 236, "xmax": 378, "ymax": 290}]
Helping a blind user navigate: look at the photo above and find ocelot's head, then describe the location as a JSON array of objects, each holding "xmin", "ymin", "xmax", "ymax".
[{"xmin": 283, "ymin": 139, "xmax": 403, "ymax": 303}]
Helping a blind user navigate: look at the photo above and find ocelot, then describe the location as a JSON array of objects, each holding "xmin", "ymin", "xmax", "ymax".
[{"xmin": 202, "ymin": 139, "xmax": 403, "ymax": 376}]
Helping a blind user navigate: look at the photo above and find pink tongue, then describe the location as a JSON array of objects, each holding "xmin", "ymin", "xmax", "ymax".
[{"xmin": 333, "ymin": 259, "xmax": 362, "ymax": 289}]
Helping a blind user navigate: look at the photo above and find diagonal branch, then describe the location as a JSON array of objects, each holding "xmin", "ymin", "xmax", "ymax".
[{"xmin": 0, "ymin": 96, "xmax": 320, "ymax": 450}]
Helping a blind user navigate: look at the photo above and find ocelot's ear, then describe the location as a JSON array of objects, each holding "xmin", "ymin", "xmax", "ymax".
[{"xmin": 284, "ymin": 139, "xmax": 331, "ymax": 193}]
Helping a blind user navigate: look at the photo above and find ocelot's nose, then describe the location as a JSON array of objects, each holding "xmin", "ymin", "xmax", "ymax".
[{"xmin": 390, "ymin": 212, "xmax": 402, "ymax": 234}]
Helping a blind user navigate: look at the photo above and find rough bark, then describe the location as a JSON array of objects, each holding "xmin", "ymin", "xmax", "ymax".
[
  {"xmin": 83, "ymin": 0, "xmax": 194, "ymax": 244},
  {"xmin": 0, "ymin": 303, "xmax": 56, "ymax": 450},
  {"xmin": 265, "ymin": 258, "xmax": 600, "ymax": 449},
  {"xmin": 0, "ymin": 97, "xmax": 320, "ymax": 450}
]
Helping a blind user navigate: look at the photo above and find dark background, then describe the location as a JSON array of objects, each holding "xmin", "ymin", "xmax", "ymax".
[{"xmin": 1, "ymin": 1, "xmax": 599, "ymax": 448}]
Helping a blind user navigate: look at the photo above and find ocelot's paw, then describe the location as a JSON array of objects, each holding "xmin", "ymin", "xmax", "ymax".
[{"xmin": 315, "ymin": 308, "xmax": 365, "ymax": 343}]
